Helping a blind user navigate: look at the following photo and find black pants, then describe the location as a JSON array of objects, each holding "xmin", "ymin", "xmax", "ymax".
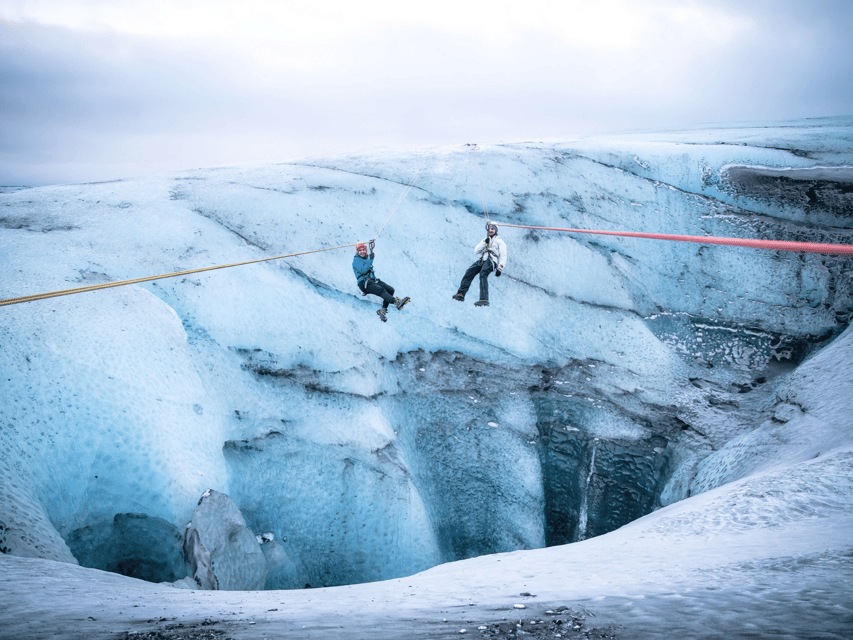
[
  {"xmin": 456, "ymin": 259, "xmax": 493, "ymax": 301},
  {"xmin": 360, "ymin": 278, "xmax": 395, "ymax": 308}
]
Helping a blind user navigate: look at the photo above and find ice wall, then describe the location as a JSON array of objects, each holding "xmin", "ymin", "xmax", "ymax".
[{"xmin": 1, "ymin": 117, "xmax": 852, "ymax": 588}]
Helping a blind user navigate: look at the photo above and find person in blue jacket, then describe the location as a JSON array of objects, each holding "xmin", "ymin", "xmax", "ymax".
[{"xmin": 352, "ymin": 241, "xmax": 410, "ymax": 322}]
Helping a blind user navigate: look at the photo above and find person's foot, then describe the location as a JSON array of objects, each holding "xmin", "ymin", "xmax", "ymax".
[
  {"xmin": 474, "ymin": 300, "xmax": 489, "ymax": 307},
  {"xmin": 452, "ymin": 293, "xmax": 465, "ymax": 302},
  {"xmin": 377, "ymin": 308, "xmax": 388, "ymax": 322},
  {"xmin": 394, "ymin": 296, "xmax": 411, "ymax": 310}
]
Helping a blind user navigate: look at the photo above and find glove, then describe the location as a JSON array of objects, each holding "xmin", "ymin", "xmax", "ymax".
[
  {"xmin": 368, "ymin": 240, "xmax": 375, "ymax": 259},
  {"xmin": 484, "ymin": 237, "xmax": 490, "ymax": 245},
  {"xmin": 495, "ymin": 268, "xmax": 502, "ymax": 277}
]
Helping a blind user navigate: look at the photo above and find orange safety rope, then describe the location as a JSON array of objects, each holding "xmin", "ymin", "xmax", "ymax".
[{"xmin": 494, "ymin": 223, "xmax": 853, "ymax": 255}]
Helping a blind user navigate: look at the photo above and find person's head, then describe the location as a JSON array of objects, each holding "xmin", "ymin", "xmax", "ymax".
[
  {"xmin": 487, "ymin": 223, "xmax": 498, "ymax": 236},
  {"xmin": 356, "ymin": 243, "xmax": 368, "ymax": 257}
]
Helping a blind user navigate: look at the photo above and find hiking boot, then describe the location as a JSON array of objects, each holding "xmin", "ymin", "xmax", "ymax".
[
  {"xmin": 394, "ymin": 296, "xmax": 411, "ymax": 310},
  {"xmin": 452, "ymin": 293, "xmax": 465, "ymax": 302},
  {"xmin": 474, "ymin": 300, "xmax": 490, "ymax": 307},
  {"xmin": 377, "ymin": 308, "xmax": 387, "ymax": 322}
]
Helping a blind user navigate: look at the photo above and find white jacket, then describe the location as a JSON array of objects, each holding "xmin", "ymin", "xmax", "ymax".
[{"xmin": 475, "ymin": 235, "xmax": 507, "ymax": 271}]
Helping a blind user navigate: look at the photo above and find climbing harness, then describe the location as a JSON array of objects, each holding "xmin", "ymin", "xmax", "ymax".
[
  {"xmin": 1, "ymin": 162, "xmax": 428, "ymax": 308},
  {"xmin": 492, "ymin": 223, "xmax": 853, "ymax": 255}
]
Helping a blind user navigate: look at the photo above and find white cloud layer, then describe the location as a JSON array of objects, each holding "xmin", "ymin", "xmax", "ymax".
[{"xmin": 1, "ymin": 0, "xmax": 852, "ymax": 185}]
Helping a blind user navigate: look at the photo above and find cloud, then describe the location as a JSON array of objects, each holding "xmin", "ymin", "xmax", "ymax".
[{"xmin": 1, "ymin": 1, "xmax": 852, "ymax": 185}]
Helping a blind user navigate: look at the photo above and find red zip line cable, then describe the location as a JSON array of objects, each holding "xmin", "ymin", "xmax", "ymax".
[{"xmin": 494, "ymin": 223, "xmax": 853, "ymax": 255}]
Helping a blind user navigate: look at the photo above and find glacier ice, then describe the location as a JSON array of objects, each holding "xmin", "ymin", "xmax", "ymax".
[
  {"xmin": 66, "ymin": 512, "xmax": 185, "ymax": 584},
  {"xmin": 1, "ymin": 116, "xmax": 852, "ymax": 590},
  {"xmin": 183, "ymin": 489, "xmax": 265, "ymax": 591}
]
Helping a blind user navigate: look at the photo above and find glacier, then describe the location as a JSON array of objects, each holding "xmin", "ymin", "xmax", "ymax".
[{"xmin": 1, "ymin": 116, "xmax": 852, "ymax": 638}]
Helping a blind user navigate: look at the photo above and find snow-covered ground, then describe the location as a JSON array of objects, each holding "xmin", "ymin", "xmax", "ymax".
[
  {"xmin": 2, "ymin": 117, "xmax": 852, "ymax": 638},
  {"xmin": 2, "ymin": 416, "xmax": 852, "ymax": 638}
]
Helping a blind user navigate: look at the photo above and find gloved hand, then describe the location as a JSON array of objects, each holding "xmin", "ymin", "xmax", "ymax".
[
  {"xmin": 368, "ymin": 240, "xmax": 375, "ymax": 259},
  {"xmin": 495, "ymin": 268, "xmax": 502, "ymax": 277}
]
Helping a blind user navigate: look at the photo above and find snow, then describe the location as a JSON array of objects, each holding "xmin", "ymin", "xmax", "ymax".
[
  {"xmin": 2, "ymin": 431, "xmax": 851, "ymax": 637},
  {"xmin": 1, "ymin": 116, "xmax": 853, "ymax": 638}
]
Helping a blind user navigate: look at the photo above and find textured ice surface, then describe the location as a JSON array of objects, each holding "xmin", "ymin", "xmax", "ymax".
[
  {"xmin": 1, "ymin": 117, "xmax": 852, "ymax": 589},
  {"xmin": 66, "ymin": 513, "xmax": 186, "ymax": 583},
  {"xmin": 183, "ymin": 489, "xmax": 266, "ymax": 591},
  {"xmin": 691, "ymin": 323, "xmax": 853, "ymax": 493}
]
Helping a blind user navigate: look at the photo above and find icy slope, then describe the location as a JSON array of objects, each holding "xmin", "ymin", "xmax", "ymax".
[
  {"xmin": 1, "ymin": 326, "xmax": 851, "ymax": 637},
  {"xmin": 1, "ymin": 117, "xmax": 852, "ymax": 590}
]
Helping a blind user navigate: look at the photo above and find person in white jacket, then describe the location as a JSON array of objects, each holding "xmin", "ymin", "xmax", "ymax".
[{"xmin": 452, "ymin": 223, "xmax": 507, "ymax": 306}]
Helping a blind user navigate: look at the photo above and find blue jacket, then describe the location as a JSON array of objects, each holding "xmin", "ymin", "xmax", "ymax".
[{"xmin": 352, "ymin": 254, "xmax": 376, "ymax": 287}]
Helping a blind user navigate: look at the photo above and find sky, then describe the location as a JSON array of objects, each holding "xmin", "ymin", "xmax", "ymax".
[{"xmin": 2, "ymin": 0, "xmax": 853, "ymax": 186}]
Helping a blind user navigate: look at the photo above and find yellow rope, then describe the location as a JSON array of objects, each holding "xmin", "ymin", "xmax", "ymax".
[
  {"xmin": 0, "ymin": 241, "xmax": 365, "ymax": 307},
  {"xmin": 2, "ymin": 159, "xmax": 429, "ymax": 308}
]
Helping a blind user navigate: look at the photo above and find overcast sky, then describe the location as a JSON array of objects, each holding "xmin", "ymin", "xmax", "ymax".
[{"xmin": 2, "ymin": 0, "xmax": 852, "ymax": 186}]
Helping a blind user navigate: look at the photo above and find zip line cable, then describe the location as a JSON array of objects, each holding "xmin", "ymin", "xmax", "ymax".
[
  {"xmin": 1, "ymin": 163, "xmax": 430, "ymax": 308},
  {"xmin": 0, "ymin": 242, "xmax": 367, "ymax": 307},
  {"xmin": 372, "ymin": 158, "xmax": 429, "ymax": 239},
  {"xmin": 5, "ymin": 161, "xmax": 851, "ymax": 307},
  {"xmin": 466, "ymin": 143, "xmax": 490, "ymax": 223},
  {"xmin": 494, "ymin": 222, "xmax": 853, "ymax": 254}
]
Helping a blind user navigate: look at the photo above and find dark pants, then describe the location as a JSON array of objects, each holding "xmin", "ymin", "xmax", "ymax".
[
  {"xmin": 360, "ymin": 278, "xmax": 395, "ymax": 308},
  {"xmin": 457, "ymin": 259, "xmax": 493, "ymax": 301}
]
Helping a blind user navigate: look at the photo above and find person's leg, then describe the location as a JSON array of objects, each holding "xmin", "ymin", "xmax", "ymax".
[
  {"xmin": 375, "ymin": 279, "xmax": 395, "ymax": 301},
  {"xmin": 364, "ymin": 279, "xmax": 395, "ymax": 308},
  {"xmin": 478, "ymin": 260, "xmax": 494, "ymax": 301},
  {"xmin": 376, "ymin": 280, "xmax": 411, "ymax": 310},
  {"xmin": 457, "ymin": 261, "xmax": 483, "ymax": 297}
]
